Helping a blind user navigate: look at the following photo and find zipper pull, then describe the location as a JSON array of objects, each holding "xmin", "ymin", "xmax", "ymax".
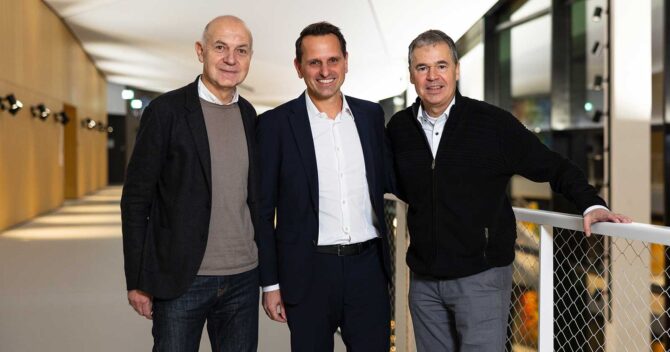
[
  {"xmin": 484, "ymin": 227, "xmax": 489, "ymax": 241},
  {"xmin": 431, "ymin": 159, "xmax": 435, "ymax": 170}
]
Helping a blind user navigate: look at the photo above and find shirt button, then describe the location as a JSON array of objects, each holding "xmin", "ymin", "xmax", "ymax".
[
  {"xmin": 343, "ymin": 227, "xmax": 350, "ymax": 233},
  {"xmin": 435, "ymin": 132, "xmax": 439, "ymax": 135}
]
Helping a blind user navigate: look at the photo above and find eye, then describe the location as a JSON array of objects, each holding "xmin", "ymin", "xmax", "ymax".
[
  {"xmin": 214, "ymin": 45, "xmax": 225, "ymax": 52},
  {"xmin": 309, "ymin": 60, "xmax": 320, "ymax": 66},
  {"xmin": 438, "ymin": 64, "xmax": 448, "ymax": 70},
  {"xmin": 328, "ymin": 57, "xmax": 339, "ymax": 64},
  {"xmin": 236, "ymin": 48, "xmax": 248, "ymax": 55},
  {"xmin": 416, "ymin": 65, "xmax": 427, "ymax": 72}
]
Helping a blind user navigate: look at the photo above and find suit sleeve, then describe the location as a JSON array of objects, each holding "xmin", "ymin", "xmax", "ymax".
[
  {"xmin": 256, "ymin": 112, "xmax": 280, "ymax": 287},
  {"xmin": 500, "ymin": 113, "xmax": 606, "ymax": 212},
  {"xmin": 120, "ymin": 104, "xmax": 165, "ymax": 291},
  {"xmin": 384, "ymin": 117, "xmax": 407, "ymax": 203},
  {"xmin": 378, "ymin": 105, "xmax": 398, "ymax": 197}
]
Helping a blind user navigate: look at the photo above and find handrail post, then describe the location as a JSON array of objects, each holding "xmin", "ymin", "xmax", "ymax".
[{"xmin": 538, "ymin": 224, "xmax": 554, "ymax": 351}]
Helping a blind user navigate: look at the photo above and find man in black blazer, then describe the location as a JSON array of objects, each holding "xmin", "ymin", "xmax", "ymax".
[
  {"xmin": 386, "ymin": 29, "xmax": 630, "ymax": 352},
  {"xmin": 121, "ymin": 16, "xmax": 259, "ymax": 352},
  {"xmin": 257, "ymin": 22, "xmax": 392, "ymax": 351}
]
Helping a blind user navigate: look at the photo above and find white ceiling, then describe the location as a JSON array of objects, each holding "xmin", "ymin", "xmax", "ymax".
[{"xmin": 44, "ymin": 0, "xmax": 497, "ymax": 106}]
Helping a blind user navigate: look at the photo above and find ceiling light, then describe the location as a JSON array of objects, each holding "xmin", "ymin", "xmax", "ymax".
[
  {"xmin": 584, "ymin": 102, "xmax": 593, "ymax": 112},
  {"xmin": 592, "ymin": 110, "xmax": 606, "ymax": 123},
  {"xmin": 3, "ymin": 94, "xmax": 23, "ymax": 115},
  {"xmin": 130, "ymin": 99, "xmax": 143, "ymax": 110},
  {"xmin": 81, "ymin": 118, "xmax": 97, "ymax": 129},
  {"xmin": 592, "ymin": 7, "xmax": 603, "ymax": 22},
  {"xmin": 593, "ymin": 75, "xmax": 604, "ymax": 91},
  {"xmin": 55, "ymin": 111, "xmax": 70, "ymax": 125},
  {"xmin": 121, "ymin": 89, "xmax": 135, "ymax": 100},
  {"xmin": 31, "ymin": 104, "xmax": 51, "ymax": 120}
]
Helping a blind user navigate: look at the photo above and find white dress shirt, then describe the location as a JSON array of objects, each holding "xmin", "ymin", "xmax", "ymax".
[{"xmin": 307, "ymin": 93, "xmax": 379, "ymax": 246}]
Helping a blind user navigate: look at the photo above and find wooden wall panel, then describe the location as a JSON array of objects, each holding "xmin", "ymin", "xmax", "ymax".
[{"xmin": 0, "ymin": 0, "xmax": 107, "ymax": 230}]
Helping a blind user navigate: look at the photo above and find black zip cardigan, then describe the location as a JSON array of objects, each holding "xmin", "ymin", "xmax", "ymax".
[{"xmin": 386, "ymin": 91, "xmax": 606, "ymax": 279}]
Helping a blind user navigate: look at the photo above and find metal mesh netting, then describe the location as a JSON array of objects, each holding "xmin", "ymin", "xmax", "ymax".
[
  {"xmin": 384, "ymin": 199, "xmax": 398, "ymax": 350},
  {"xmin": 508, "ymin": 222, "xmax": 669, "ymax": 352}
]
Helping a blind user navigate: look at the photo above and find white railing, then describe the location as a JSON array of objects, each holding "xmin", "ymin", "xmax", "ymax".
[
  {"xmin": 385, "ymin": 199, "xmax": 670, "ymax": 352},
  {"xmin": 511, "ymin": 208, "xmax": 670, "ymax": 352}
]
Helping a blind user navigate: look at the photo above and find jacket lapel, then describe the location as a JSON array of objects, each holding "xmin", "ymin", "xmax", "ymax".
[
  {"xmin": 288, "ymin": 93, "xmax": 319, "ymax": 211},
  {"xmin": 183, "ymin": 78, "xmax": 212, "ymax": 193}
]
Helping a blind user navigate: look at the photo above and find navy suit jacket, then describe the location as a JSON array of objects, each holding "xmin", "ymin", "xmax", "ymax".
[{"xmin": 256, "ymin": 93, "xmax": 392, "ymax": 304}]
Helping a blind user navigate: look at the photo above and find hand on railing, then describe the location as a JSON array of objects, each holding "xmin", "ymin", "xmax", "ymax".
[{"xmin": 583, "ymin": 208, "xmax": 632, "ymax": 237}]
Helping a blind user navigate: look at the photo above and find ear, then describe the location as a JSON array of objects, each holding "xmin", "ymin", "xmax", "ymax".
[
  {"xmin": 195, "ymin": 42, "xmax": 204, "ymax": 63},
  {"xmin": 409, "ymin": 66, "xmax": 415, "ymax": 85},
  {"xmin": 455, "ymin": 62, "xmax": 460, "ymax": 82},
  {"xmin": 293, "ymin": 58, "xmax": 303, "ymax": 79},
  {"xmin": 344, "ymin": 52, "xmax": 349, "ymax": 74}
]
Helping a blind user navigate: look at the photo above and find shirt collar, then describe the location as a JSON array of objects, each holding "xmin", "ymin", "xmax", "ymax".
[
  {"xmin": 305, "ymin": 91, "xmax": 353, "ymax": 121},
  {"xmin": 198, "ymin": 76, "xmax": 239, "ymax": 105},
  {"xmin": 416, "ymin": 97, "xmax": 456, "ymax": 124}
]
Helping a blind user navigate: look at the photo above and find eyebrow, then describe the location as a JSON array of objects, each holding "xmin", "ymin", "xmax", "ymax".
[
  {"xmin": 414, "ymin": 60, "xmax": 449, "ymax": 68},
  {"xmin": 212, "ymin": 40, "xmax": 250, "ymax": 48}
]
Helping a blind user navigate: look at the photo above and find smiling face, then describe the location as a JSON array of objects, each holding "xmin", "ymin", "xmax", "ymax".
[
  {"xmin": 195, "ymin": 16, "xmax": 252, "ymax": 102},
  {"xmin": 409, "ymin": 42, "xmax": 460, "ymax": 117},
  {"xmin": 294, "ymin": 34, "xmax": 348, "ymax": 104}
]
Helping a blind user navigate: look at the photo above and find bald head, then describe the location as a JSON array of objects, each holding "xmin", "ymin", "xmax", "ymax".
[
  {"xmin": 201, "ymin": 15, "xmax": 253, "ymax": 49},
  {"xmin": 195, "ymin": 15, "xmax": 253, "ymax": 103}
]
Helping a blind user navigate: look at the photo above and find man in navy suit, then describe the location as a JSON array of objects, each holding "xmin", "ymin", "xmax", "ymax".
[{"xmin": 257, "ymin": 22, "xmax": 392, "ymax": 352}]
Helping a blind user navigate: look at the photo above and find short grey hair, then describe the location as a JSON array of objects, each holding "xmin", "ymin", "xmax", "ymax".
[{"xmin": 408, "ymin": 29, "xmax": 458, "ymax": 66}]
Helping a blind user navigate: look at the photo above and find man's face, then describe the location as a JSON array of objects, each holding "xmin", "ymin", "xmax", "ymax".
[
  {"xmin": 409, "ymin": 42, "xmax": 460, "ymax": 116},
  {"xmin": 294, "ymin": 34, "xmax": 348, "ymax": 102},
  {"xmin": 196, "ymin": 18, "xmax": 252, "ymax": 95}
]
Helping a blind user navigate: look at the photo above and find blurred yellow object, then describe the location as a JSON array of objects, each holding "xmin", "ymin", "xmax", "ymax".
[
  {"xmin": 520, "ymin": 202, "xmax": 539, "ymax": 235},
  {"xmin": 650, "ymin": 244, "xmax": 665, "ymax": 276},
  {"xmin": 652, "ymin": 341, "xmax": 665, "ymax": 352}
]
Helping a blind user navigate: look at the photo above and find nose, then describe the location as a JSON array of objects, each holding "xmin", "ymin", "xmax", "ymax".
[
  {"xmin": 427, "ymin": 67, "xmax": 437, "ymax": 80},
  {"xmin": 319, "ymin": 65, "xmax": 329, "ymax": 77},
  {"xmin": 222, "ymin": 50, "xmax": 236, "ymax": 66}
]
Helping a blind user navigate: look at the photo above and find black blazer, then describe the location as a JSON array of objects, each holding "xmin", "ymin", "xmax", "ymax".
[
  {"xmin": 121, "ymin": 77, "xmax": 258, "ymax": 299},
  {"xmin": 256, "ymin": 93, "xmax": 392, "ymax": 305}
]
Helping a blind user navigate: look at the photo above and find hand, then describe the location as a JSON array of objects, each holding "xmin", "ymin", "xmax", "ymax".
[
  {"xmin": 128, "ymin": 289, "xmax": 153, "ymax": 320},
  {"xmin": 583, "ymin": 208, "xmax": 632, "ymax": 237},
  {"xmin": 262, "ymin": 289, "xmax": 287, "ymax": 323}
]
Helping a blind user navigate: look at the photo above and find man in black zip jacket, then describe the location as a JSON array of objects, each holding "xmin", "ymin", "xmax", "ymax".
[{"xmin": 386, "ymin": 29, "xmax": 630, "ymax": 352}]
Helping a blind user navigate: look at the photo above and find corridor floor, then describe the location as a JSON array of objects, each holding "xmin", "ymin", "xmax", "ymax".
[{"xmin": 0, "ymin": 186, "xmax": 343, "ymax": 351}]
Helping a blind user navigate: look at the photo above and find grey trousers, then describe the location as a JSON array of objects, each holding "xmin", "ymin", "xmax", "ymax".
[{"xmin": 409, "ymin": 265, "xmax": 513, "ymax": 352}]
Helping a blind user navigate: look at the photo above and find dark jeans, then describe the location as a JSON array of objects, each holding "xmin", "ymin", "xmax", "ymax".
[{"xmin": 152, "ymin": 268, "xmax": 259, "ymax": 352}]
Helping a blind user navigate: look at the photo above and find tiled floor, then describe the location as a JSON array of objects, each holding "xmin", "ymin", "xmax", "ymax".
[{"xmin": 0, "ymin": 186, "xmax": 346, "ymax": 352}]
